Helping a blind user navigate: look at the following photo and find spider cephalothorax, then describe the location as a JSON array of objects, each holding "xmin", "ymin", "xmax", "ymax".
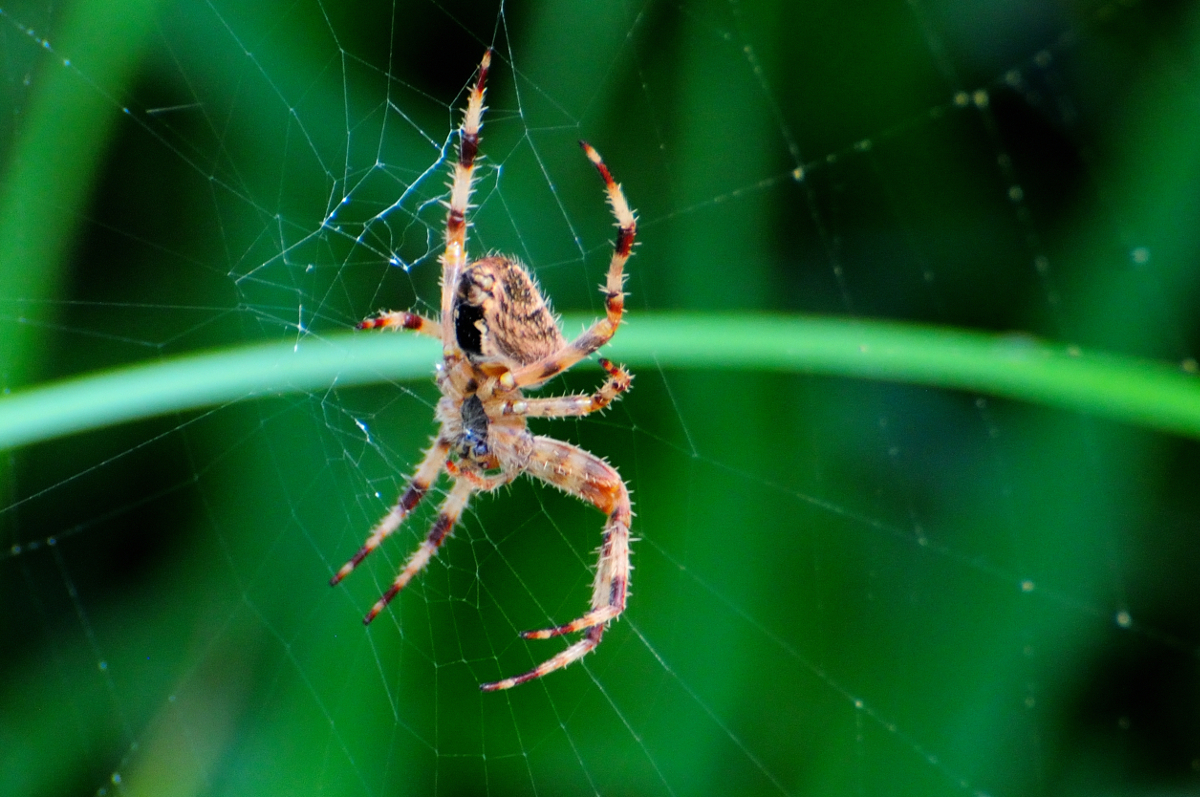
[{"xmin": 331, "ymin": 49, "xmax": 637, "ymax": 692}]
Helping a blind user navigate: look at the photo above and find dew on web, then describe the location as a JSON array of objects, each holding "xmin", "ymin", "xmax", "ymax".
[{"xmin": 3, "ymin": 0, "xmax": 1200, "ymax": 795}]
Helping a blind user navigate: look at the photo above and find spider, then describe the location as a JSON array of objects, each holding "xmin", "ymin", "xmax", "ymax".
[{"xmin": 331, "ymin": 50, "xmax": 637, "ymax": 692}]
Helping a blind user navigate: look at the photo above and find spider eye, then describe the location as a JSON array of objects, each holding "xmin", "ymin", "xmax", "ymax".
[{"xmin": 458, "ymin": 430, "xmax": 490, "ymax": 461}]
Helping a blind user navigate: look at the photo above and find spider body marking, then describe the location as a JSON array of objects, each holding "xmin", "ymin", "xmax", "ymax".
[{"xmin": 332, "ymin": 49, "xmax": 637, "ymax": 692}]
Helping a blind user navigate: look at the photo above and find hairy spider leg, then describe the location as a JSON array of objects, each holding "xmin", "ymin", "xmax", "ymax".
[
  {"xmin": 502, "ymin": 358, "xmax": 632, "ymax": 418},
  {"xmin": 445, "ymin": 459, "xmax": 513, "ymax": 491},
  {"xmin": 330, "ymin": 438, "xmax": 450, "ymax": 586},
  {"xmin": 441, "ymin": 49, "xmax": 492, "ymax": 353},
  {"xmin": 482, "ymin": 627, "xmax": 608, "ymax": 693},
  {"xmin": 357, "ymin": 310, "xmax": 440, "ymax": 337},
  {"xmin": 481, "ymin": 436, "xmax": 632, "ymax": 691},
  {"xmin": 362, "ymin": 476, "xmax": 475, "ymax": 624},
  {"xmin": 507, "ymin": 142, "xmax": 637, "ymax": 390}
]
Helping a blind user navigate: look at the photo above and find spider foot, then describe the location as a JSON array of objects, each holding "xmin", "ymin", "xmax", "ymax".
[
  {"xmin": 354, "ymin": 494, "xmax": 461, "ymax": 626},
  {"xmin": 363, "ymin": 584, "xmax": 403, "ymax": 624},
  {"xmin": 329, "ymin": 545, "xmax": 373, "ymax": 586},
  {"xmin": 480, "ymin": 627, "xmax": 604, "ymax": 692},
  {"xmin": 330, "ymin": 477, "xmax": 436, "ymax": 587},
  {"xmin": 359, "ymin": 534, "xmax": 436, "ymax": 625},
  {"xmin": 520, "ymin": 606, "xmax": 620, "ymax": 640}
]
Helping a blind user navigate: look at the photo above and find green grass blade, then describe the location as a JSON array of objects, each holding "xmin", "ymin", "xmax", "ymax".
[{"xmin": 1, "ymin": 313, "xmax": 1198, "ymax": 450}]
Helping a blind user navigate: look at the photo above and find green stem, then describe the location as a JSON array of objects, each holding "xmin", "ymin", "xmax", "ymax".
[{"xmin": 1, "ymin": 314, "xmax": 1198, "ymax": 450}]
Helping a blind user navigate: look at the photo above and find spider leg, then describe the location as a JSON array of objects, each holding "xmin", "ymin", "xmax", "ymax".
[
  {"xmin": 445, "ymin": 458, "xmax": 513, "ymax": 491},
  {"xmin": 502, "ymin": 358, "xmax": 632, "ymax": 418},
  {"xmin": 481, "ymin": 436, "xmax": 632, "ymax": 691},
  {"xmin": 362, "ymin": 475, "xmax": 475, "ymax": 624},
  {"xmin": 330, "ymin": 438, "xmax": 450, "ymax": 586},
  {"xmin": 440, "ymin": 49, "xmax": 492, "ymax": 351},
  {"xmin": 505, "ymin": 142, "xmax": 636, "ymax": 390},
  {"xmin": 357, "ymin": 310, "xmax": 440, "ymax": 337}
]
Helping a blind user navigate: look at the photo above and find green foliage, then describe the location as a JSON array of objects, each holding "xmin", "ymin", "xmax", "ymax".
[{"xmin": 4, "ymin": 315, "xmax": 1200, "ymax": 449}]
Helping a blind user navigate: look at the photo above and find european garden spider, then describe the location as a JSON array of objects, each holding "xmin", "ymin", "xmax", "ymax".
[{"xmin": 331, "ymin": 50, "xmax": 637, "ymax": 691}]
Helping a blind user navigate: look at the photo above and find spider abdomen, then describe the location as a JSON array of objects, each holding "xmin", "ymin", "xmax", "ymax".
[{"xmin": 454, "ymin": 256, "xmax": 565, "ymax": 365}]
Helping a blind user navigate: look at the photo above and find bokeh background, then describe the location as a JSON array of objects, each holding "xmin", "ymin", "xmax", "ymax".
[{"xmin": 4, "ymin": 0, "xmax": 1200, "ymax": 795}]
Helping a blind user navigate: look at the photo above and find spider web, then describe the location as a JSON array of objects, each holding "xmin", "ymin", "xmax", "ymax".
[{"xmin": 4, "ymin": 0, "xmax": 1200, "ymax": 795}]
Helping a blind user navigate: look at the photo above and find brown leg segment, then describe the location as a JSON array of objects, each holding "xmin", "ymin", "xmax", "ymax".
[
  {"xmin": 506, "ymin": 143, "xmax": 637, "ymax": 390},
  {"xmin": 502, "ymin": 359, "xmax": 632, "ymax": 418},
  {"xmin": 480, "ymin": 436, "xmax": 632, "ymax": 691},
  {"xmin": 363, "ymin": 476, "xmax": 474, "ymax": 623},
  {"xmin": 440, "ymin": 50, "xmax": 492, "ymax": 347},
  {"xmin": 331, "ymin": 438, "xmax": 450, "ymax": 586},
  {"xmin": 357, "ymin": 310, "xmax": 440, "ymax": 337}
]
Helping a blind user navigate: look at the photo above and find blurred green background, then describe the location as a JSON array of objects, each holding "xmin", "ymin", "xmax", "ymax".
[{"xmin": 4, "ymin": 0, "xmax": 1200, "ymax": 795}]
